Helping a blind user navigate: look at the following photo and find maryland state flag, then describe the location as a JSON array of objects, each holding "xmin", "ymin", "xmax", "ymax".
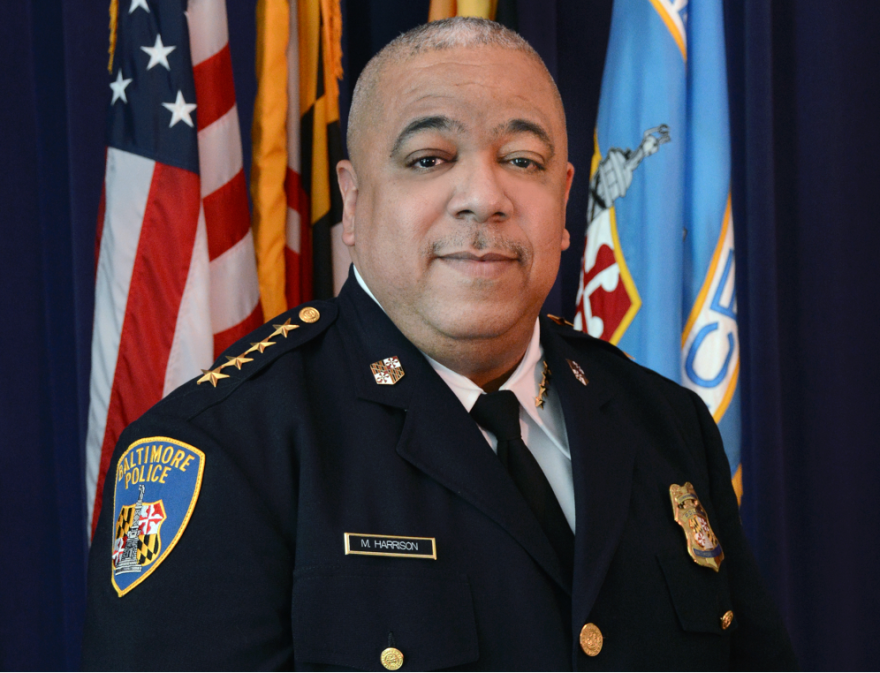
[
  {"xmin": 573, "ymin": 0, "xmax": 742, "ymax": 500},
  {"xmin": 251, "ymin": 0, "xmax": 344, "ymax": 319}
]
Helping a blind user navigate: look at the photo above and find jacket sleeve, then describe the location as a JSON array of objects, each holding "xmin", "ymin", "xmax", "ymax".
[
  {"xmin": 686, "ymin": 390, "xmax": 799, "ymax": 671},
  {"xmin": 80, "ymin": 412, "xmax": 296, "ymax": 670}
]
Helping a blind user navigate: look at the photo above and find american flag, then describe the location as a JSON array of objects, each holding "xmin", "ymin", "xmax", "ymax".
[{"xmin": 86, "ymin": 0, "xmax": 262, "ymax": 534}]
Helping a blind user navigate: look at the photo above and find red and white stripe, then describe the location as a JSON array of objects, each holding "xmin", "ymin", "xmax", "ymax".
[
  {"xmin": 285, "ymin": 0, "xmax": 311, "ymax": 306},
  {"xmin": 86, "ymin": 0, "xmax": 262, "ymax": 533}
]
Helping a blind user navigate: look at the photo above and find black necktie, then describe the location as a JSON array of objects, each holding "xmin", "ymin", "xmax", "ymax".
[{"xmin": 470, "ymin": 390, "xmax": 574, "ymax": 580}]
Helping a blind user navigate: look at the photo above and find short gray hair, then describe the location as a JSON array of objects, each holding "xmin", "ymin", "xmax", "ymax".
[{"xmin": 346, "ymin": 17, "xmax": 563, "ymax": 167}]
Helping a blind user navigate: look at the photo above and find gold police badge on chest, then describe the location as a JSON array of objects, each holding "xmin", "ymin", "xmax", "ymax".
[{"xmin": 670, "ymin": 483, "xmax": 724, "ymax": 571}]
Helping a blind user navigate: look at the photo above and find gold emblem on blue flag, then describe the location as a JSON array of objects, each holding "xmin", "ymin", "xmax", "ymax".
[
  {"xmin": 670, "ymin": 482, "xmax": 724, "ymax": 571},
  {"xmin": 111, "ymin": 437, "xmax": 205, "ymax": 596}
]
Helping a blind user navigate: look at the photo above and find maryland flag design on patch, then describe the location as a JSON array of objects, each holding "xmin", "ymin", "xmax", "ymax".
[{"xmin": 112, "ymin": 498, "xmax": 166, "ymax": 569}]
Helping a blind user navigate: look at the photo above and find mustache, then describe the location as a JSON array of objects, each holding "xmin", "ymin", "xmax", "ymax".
[{"xmin": 423, "ymin": 229, "xmax": 530, "ymax": 262}]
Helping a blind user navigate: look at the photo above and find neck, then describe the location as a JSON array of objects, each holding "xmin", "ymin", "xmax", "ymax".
[
  {"xmin": 393, "ymin": 312, "xmax": 534, "ymax": 392},
  {"xmin": 350, "ymin": 265, "xmax": 535, "ymax": 390}
]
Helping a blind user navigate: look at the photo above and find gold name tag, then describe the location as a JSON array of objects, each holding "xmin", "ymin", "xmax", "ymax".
[{"xmin": 344, "ymin": 533, "xmax": 437, "ymax": 560}]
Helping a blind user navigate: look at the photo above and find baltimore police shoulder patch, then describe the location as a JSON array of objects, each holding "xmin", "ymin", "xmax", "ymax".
[{"xmin": 111, "ymin": 436, "xmax": 205, "ymax": 596}]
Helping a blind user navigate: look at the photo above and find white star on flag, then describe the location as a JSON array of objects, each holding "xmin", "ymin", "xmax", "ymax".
[
  {"xmin": 162, "ymin": 90, "xmax": 197, "ymax": 128},
  {"xmin": 129, "ymin": 0, "xmax": 149, "ymax": 13},
  {"xmin": 141, "ymin": 34, "xmax": 175, "ymax": 71},
  {"xmin": 109, "ymin": 70, "xmax": 133, "ymax": 104}
]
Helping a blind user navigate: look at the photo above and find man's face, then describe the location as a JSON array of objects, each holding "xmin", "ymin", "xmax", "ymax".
[{"xmin": 339, "ymin": 46, "xmax": 574, "ymax": 347}]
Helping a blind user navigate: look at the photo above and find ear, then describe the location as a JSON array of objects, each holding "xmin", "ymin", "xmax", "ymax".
[
  {"xmin": 563, "ymin": 162, "xmax": 575, "ymax": 205},
  {"xmin": 337, "ymin": 160, "xmax": 358, "ymax": 246},
  {"xmin": 560, "ymin": 162, "xmax": 575, "ymax": 251}
]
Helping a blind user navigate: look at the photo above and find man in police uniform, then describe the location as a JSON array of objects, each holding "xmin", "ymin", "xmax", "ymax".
[{"xmin": 83, "ymin": 18, "xmax": 797, "ymax": 670}]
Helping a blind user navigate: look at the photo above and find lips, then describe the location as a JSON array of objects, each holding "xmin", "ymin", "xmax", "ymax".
[
  {"xmin": 435, "ymin": 250, "xmax": 520, "ymax": 280},
  {"xmin": 438, "ymin": 251, "xmax": 518, "ymax": 263}
]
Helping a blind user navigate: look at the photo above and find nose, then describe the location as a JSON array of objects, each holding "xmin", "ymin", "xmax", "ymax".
[{"xmin": 447, "ymin": 156, "xmax": 513, "ymax": 224}]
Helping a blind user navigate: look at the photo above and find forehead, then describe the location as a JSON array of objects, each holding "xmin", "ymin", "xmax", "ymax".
[{"xmin": 372, "ymin": 46, "xmax": 564, "ymax": 146}]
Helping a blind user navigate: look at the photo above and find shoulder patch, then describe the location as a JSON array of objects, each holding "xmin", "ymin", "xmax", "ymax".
[{"xmin": 111, "ymin": 436, "xmax": 205, "ymax": 596}]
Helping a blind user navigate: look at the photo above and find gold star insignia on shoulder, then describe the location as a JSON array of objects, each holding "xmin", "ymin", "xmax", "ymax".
[
  {"xmin": 197, "ymin": 367, "xmax": 230, "ymax": 387},
  {"xmin": 270, "ymin": 318, "xmax": 299, "ymax": 339},
  {"xmin": 196, "ymin": 312, "xmax": 314, "ymax": 388},
  {"xmin": 247, "ymin": 338, "xmax": 276, "ymax": 354},
  {"xmin": 225, "ymin": 354, "xmax": 253, "ymax": 370}
]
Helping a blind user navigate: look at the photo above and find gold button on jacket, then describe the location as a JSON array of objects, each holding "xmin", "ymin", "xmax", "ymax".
[
  {"xmin": 579, "ymin": 622, "xmax": 603, "ymax": 657},
  {"xmin": 380, "ymin": 647, "xmax": 404, "ymax": 670},
  {"xmin": 721, "ymin": 610, "xmax": 735, "ymax": 630},
  {"xmin": 299, "ymin": 307, "xmax": 321, "ymax": 323}
]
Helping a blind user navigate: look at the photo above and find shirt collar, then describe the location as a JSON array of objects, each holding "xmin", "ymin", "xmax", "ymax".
[
  {"xmin": 354, "ymin": 265, "xmax": 384, "ymax": 310},
  {"xmin": 422, "ymin": 320, "xmax": 541, "ymax": 412}
]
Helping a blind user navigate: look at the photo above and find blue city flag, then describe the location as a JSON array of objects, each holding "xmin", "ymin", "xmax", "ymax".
[{"xmin": 574, "ymin": 0, "xmax": 742, "ymax": 500}]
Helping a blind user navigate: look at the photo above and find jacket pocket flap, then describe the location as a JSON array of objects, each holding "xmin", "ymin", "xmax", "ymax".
[
  {"xmin": 293, "ymin": 568, "xmax": 479, "ymax": 671},
  {"xmin": 657, "ymin": 554, "xmax": 737, "ymax": 636}
]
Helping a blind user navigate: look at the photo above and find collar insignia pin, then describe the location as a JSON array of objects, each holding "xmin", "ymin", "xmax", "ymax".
[
  {"xmin": 371, "ymin": 356, "xmax": 405, "ymax": 385},
  {"xmin": 670, "ymin": 482, "xmax": 724, "ymax": 571},
  {"xmin": 535, "ymin": 360, "xmax": 551, "ymax": 408},
  {"xmin": 567, "ymin": 359, "xmax": 588, "ymax": 386}
]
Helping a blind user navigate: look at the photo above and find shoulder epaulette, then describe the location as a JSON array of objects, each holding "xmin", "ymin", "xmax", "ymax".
[
  {"xmin": 542, "ymin": 313, "xmax": 632, "ymax": 361},
  {"xmin": 157, "ymin": 301, "xmax": 337, "ymax": 419},
  {"xmin": 546, "ymin": 314, "xmax": 575, "ymax": 328}
]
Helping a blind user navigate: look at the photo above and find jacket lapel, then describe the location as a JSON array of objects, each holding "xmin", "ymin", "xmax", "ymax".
[
  {"xmin": 540, "ymin": 320, "xmax": 638, "ymax": 625},
  {"xmin": 396, "ymin": 375, "xmax": 572, "ymax": 592},
  {"xmin": 336, "ymin": 279, "xmax": 571, "ymax": 592}
]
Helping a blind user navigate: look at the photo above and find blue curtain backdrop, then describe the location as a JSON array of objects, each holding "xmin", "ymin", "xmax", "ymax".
[{"xmin": 1, "ymin": 0, "xmax": 878, "ymax": 669}]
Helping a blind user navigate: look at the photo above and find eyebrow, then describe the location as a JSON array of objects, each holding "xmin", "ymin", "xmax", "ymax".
[
  {"xmin": 390, "ymin": 115, "xmax": 466, "ymax": 157},
  {"xmin": 494, "ymin": 119, "xmax": 555, "ymax": 159}
]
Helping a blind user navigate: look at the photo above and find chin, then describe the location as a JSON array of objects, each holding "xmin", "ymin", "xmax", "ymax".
[{"xmin": 430, "ymin": 302, "xmax": 528, "ymax": 341}]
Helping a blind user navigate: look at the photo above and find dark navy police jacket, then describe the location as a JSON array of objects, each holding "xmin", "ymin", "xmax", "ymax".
[{"xmin": 83, "ymin": 272, "xmax": 797, "ymax": 671}]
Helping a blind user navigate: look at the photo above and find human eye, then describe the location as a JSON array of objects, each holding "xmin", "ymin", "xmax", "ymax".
[
  {"xmin": 410, "ymin": 156, "xmax": 444, "ymax": 169},
  {"xmin": 404, "ymin": 151, "xmax": 454, "ymax": 171},
  {"xmin": 505, "ymin": 154, "xmax": 546, "ymax": 172}
]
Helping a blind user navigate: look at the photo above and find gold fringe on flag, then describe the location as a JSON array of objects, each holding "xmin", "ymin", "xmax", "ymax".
[
  {"xmin": 108, "ymin": 0, "xmax": 118, "ymax": 73},
  {"xmin": 251, "ymin": 0, "xmax": 292, "ymax": 320},
  {"xmin": 428, "ymin": 0, "xmax": 496, "ymax": 21},
  {"xmin": 732, "ymin": 464, "xmax": 743, "ymax": 506},
  {"xmin": 320, "ymin": 0, "xmax": 343, "ymax": 83}
]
